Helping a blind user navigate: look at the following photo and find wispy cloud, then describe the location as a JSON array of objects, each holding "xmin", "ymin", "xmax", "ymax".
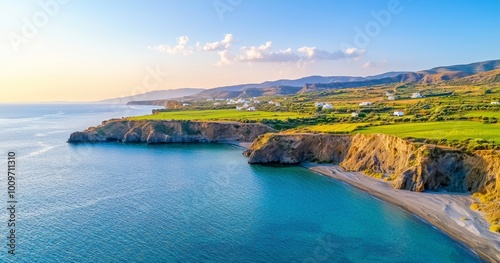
[
  {"xmin": 150, "ymin": 34, "xmax": 365, "ymax": 66},
  {"xmin": 363, "ymin": 59, "xmax": 388, "ymax": 68},
  {"xmin": 149, "ymin": 36, "xmax": 193, "ymax": 55},
  {"xmin": 202, "ymin": 34, "xmax": 234, "ymax": 51}
]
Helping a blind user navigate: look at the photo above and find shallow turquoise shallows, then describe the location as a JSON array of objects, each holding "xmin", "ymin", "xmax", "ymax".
[{"xmin": 0, "ymin": 104, "xmax": 483, "ymax": 263}]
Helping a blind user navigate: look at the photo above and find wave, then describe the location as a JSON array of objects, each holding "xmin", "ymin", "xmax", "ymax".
[
  {"xmin": 18, "ymin": 143, "xmax": 62, "ymax": 160},
  {"xmin": 22, "ymin": 189, "xmax": 147, "ymax": 219}
]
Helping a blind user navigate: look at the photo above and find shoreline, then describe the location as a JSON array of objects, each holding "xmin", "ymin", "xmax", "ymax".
[
  {"xmin": 226, "ymin": 140, "xmax": 500, "ymax": 261},
  {"xmin": 303, "ymin": 163, "xmax": 500, "ymax": 263}
]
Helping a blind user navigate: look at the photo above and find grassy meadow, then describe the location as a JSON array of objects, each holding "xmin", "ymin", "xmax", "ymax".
[{"xmin": 128, "ymin": 109, "xmax": 310, "ymax": 122}]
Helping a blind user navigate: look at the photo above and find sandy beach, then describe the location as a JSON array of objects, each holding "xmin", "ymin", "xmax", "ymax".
[
  {"xmin": 227, "ymin": 140, "xmax": 500, "ymax": 261},
  {"xmin": 303, "ymin": 163, "xmax": 500, "ymax": 262}
]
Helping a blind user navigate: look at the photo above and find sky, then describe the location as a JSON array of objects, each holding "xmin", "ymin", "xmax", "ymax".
[{"xmin": 0, "ymin": 0, "xmax": 499, "ymax": 102}]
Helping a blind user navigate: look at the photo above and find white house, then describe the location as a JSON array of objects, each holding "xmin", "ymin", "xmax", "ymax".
[
  {"xmin": 387, "ymin": 96, "xmax": 395, "ymax": 101},
  {"xmin": 315, "ymin": 102, "xmax": 324, "ymax": 107},
  {"xmin": 236, "ymin": 106, "xmax": 243, "ymax": 110},
  {"xmin": 213, "ymin": 102, "xmax": 221, "ymax": 106},
  {"xmin": 351, "ymin": 112, "xmax": 359, "ymax": 117},
  {"xmin": 411, "ymin": 93, "xmax": 423, "ymax": 98},
  {"xmin": 246, "ymin": 107, "xmax": 256, "ymax": 111},
  {"xmin": 385, "ymin": 92, "xmax": 392, "ymax": 96},
  {"xmin": 253, "ymin": 100, "xmax": 261, "ymax": 104},
  {"xmin": 182, "ymin": 103, "xmax": 190, "ymax": 107},
  {"xmin": 275, "ymin": 102, "xmax": 281, "ymax": 107},
  {"xmin": 394, "ymin": 111, "xmax": 404, "ymax": 117},
  {"xmin": 242, "ymin": 103, "xmax": 250, "ymax": 109},
  {"xmin": 359, "ymin": 102, "xmax": 373, "ymax": 106},
  {"xmin": 322, "ymin": 103, "xmax": 333, "ymax": 110},
  {"xmin": 268, "ymin": 101, "xmax": 275, "ymax": 104},
  {"xmin": 491, "ymin": 102, "xmax": 500, "ymax": 105}
]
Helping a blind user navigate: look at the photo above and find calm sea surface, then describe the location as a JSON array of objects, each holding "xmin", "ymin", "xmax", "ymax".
[{"xmin": 0, "ymin": 104, "xmax": 482, "ymax": 262}]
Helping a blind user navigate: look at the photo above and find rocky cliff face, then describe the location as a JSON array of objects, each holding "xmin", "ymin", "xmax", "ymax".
[
  {"xmin": 245, "ymin": 133, "xmax": 492, "ymax": 193},
  {"xmin": 471, "ymin": 150, "xmax": 500, "ymax": 231},
  {"xmin": 243, "ymin": 133, "xmax": 351, "ymax": 164},
  {"xmin": 68, "ymin": 120, "xmax": 276, "ymax": 144}
]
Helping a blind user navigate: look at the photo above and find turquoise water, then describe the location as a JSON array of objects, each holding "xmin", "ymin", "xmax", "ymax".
[{"xmin": 0, "ymin": 104, "xmax": 483, "ymax": 262}]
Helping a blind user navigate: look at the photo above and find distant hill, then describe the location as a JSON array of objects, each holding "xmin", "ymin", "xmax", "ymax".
[
  {"xmin": 123, "ymin": 59, "xmax": 500, "ymax": 105},
  {"xmin": 449, "ymin": 69, "xmax": 500, "ymax": 85},
  {"xmin": 97, "ymin": 88, "xmax": 204, "ymax": 104}
]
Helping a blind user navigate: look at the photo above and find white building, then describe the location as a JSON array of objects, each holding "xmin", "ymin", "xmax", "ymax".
[
  {"xmin": 213, "ymin": 102, "xmax": 221, "ymax": 106},
  {"xmin": 206, "ymin": 98, "xmax": 214, "ymax": 101},
  {"xmin": 411, "ymin": 93, "xmax": 423, "ymax": 98},
  {"xmin": 236, "ymin": 106, "xmax": 243, "ymax": 110},
  {"xmin": 268, "ymin": 101, "xmax": 275, "ymax": 104},
  {"xmin": 182, "ymin": 103, "xmax": 190, "ymax": 107},
  {"xmin": 275, "ymin": 102, "xmax": 281, "ymax": 107},
  {"xmin": 322, "ymin": 103, "xmax": 333, "ymax": 110},
  {"xmin": 246, "ymin": 107, "xmax": 256, "ymax": 111},
  {"xmin": 351, "ymin": 112, "xmax": 359, "ymax": 117},
  {"xmin": 242, "ymin": 103, "xmax": 250, "ymax": 108},
  {"xmin": 253, "ymin": 100, "xmax": 261, "ymax": 104},
  {"xmin": 315, "ymin": 102, "xmax": 324, "ymax": 107},
  {"xmin": 491, "ymin": 102, "xmax": 500, "ymax": 105},
  {"xmin": 394, "ymin": 111, "xmax": 404, "ymax": 117},
  {"xmin": 359, "ymin": 102, "xmax": 373, "ymax": 106},
  {"xmin": 387, "ymin": 96, "xmax": 395, "ymax": 101}
]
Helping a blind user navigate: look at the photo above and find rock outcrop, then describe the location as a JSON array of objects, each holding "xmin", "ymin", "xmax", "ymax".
[
  {"xmin": 244, "ymin": 133, "xmax": 492, "ymax": 193},
  {"xmin": 471, "ymin": 150, "xmax": 500, "ymax": 231},
  {"xmin": 68, "ymin": 120, "xmax": 276, "ymax": 144},
  {"xmin": 243, "ymin": 133, "xmax": 352, "ymax": 164}
]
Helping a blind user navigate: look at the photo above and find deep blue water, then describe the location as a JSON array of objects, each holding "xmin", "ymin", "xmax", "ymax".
[{"xmin": 0, "ymin": 104, "xmax": 483, "ymax": 262}]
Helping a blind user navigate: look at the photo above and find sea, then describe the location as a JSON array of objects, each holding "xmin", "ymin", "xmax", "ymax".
[{"xmin": 0, "ymin": 104, "xmax": 483, "ymax": 262}]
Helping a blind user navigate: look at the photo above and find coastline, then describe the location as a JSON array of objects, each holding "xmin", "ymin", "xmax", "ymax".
[
  {"xmin": 303, "ymin": 163, "xmax": 500, "ymax": 263},
  {"xmin": 227, "ymin": 139, "xmax": 500, "ymax": 261}
]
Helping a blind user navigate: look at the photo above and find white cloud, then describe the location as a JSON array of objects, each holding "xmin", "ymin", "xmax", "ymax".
[
  {"xmin": 216, "ymin": 50, "xmax": 235, "ymax": 66},
  {"xmin": 150, "ymin": 34, "xmax": 366, "ymax": 66},
  {"xmin": 363, "ymin": 59, "xmax": 388, "ymax": 68},
  {"xmin": 298, "ymin": 46, "xmax": 365, "ymax": 61},
  {"xmin": 218, "ymin": 42, "xmax": 365, "ymax": 65},
  {"xmin": 203, "ymin": 34, "xmax": 234, "ymax": 51},
  {"xmin": 149, "ymin": 36, "xmax": 192, "ymax": 55}
]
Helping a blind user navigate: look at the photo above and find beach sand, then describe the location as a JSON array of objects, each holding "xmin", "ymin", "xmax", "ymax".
[{"xmin": 303, "ymin": 164, "xmax": 500, "ymax": 262}]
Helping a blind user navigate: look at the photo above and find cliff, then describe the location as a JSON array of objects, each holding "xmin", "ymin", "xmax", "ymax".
[
  {"xmin": 243, "ymin": 133, "xmax": 351, "ymax": 164},
  {"xmin": 472, "ymin": 150, "xmax": 500, "ymax": 232},
  {"xmin": 68, "ymin": 120, "xmax": 276, "ymax": 144},
  {"xmin": 244, "ymin": 133, "xmax": 491, "ymax": 193}
]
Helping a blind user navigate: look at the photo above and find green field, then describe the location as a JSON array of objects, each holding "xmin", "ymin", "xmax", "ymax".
[
  {"xmin": 128, "ymin": 109, "xmax": 309, "ymax": 121},
  {"xmin": 356, "ymin": 121, "xmax": 500, "ymax": 143},
  {"xmin": 462, "ymin": 111, "xmax": 500, "ymax": 118},
  {"xmin": 292, "ymin": 123, "xmax": 368, "ymax": 134}
]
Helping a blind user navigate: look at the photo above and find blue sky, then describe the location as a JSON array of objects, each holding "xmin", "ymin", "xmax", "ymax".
[{"xmin": 1, "ymin": 0, "xmax": 499, "ymax": 101}]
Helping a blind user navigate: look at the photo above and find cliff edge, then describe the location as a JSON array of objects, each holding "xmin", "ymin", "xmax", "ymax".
[
  {"xmin": 68, "ymin": 120, "xmax": 276, "ymax": 144},
  {"xmin": 244, "ymin": 133, "xmax": 492, "ymax": 193}
]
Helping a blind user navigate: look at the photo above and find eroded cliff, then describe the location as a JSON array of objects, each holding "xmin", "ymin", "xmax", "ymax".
[
  {"xmin": 68, "ymin": 120, "xmax": 276, "ymax": 144},
  {"xmin": 472, "ymin": 150, "xmax": 500, "ymax": 232},
  {"xmin": 245, "ymin": 133, "xmax": 492, "ymax": 193},
  {"xmin": 243, "ymin": 133, "xmax": 351, "ymax": 164}
]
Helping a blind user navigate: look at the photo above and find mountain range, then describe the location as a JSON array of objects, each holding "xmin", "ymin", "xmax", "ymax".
[{"xmin": 101, "ymin": 59, "xmax": 500, "ymax": 105}]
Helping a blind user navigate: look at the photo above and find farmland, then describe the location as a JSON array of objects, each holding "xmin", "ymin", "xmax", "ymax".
[
  {"xmin": 355, "ymin": 121, "xmax": 500, "ymax": 143},
  {"xmin": 128, "ymin": 109, "xmax": 310, "ymax": 122}
]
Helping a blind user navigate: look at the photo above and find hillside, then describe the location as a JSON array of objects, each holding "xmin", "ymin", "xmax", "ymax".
[
  {"xmin": 98, "ymin": 88, "xmax": 204, "ymax": 104},
  {"xmin": 125, "ymin": 59, "xmax": 500, "ymax": 105}
]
